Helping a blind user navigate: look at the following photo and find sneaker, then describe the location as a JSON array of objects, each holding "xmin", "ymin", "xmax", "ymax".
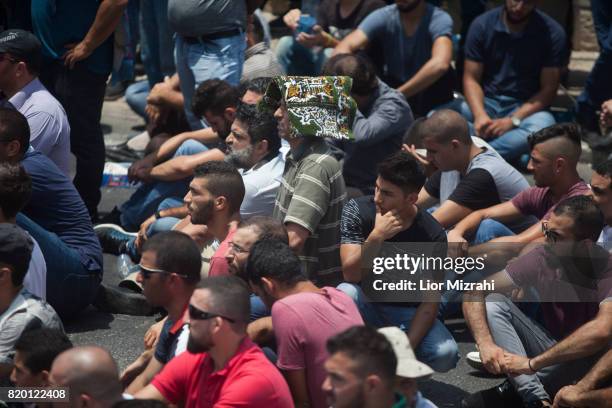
[
  {"xmin": 105, "ymin": 142, "xmax": 143, "ymax": 162},
  {"xmin": 104, "ymin": 80, "xmax": 128, "ymax": 101},
  {"xmin": 461, "ymin": 380, "xmax": 523, "ymax": 408},
  {"xmin": 95, "ymin": 223, "xmax": 137, "ymax": 255},
  {"xmin": 466, "ymin": 351, "xmax": 485, "ymax": 372},
  {"xmin": 93, "ymin": 283, "xmax": 154, "ymax": 316},
  {"xmin": 97, "ymin": 207, "xmax": 122, "ymax": 226}
]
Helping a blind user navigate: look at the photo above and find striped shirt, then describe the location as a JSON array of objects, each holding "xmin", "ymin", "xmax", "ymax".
[{"xmin": 273, "ymin": 139, "xmax": 346, "ymax": 286}]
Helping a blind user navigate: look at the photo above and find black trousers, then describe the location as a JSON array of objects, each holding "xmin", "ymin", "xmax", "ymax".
[{"xmin": 40, "ymin": 61, "xmax": 108, "ymax": 217}]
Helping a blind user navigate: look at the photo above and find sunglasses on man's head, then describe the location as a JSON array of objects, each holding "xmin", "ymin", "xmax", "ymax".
[
  {"xmin": 541, "ymin": 221, "xmax": 560, "ymax": 243},
  {"xmin": 138, "ymin": 264, "xmax": 188, "ymax": 280},
  {"xmin": 188, "ymin": 304, "xmax": 236, "ymax": 323}
]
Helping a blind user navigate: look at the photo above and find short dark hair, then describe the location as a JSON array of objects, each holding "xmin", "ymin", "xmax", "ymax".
[
  {"xmin": 141, "ymin": 231, "xmax": 202, "ymax": 284},
  {"xmin": 239, "ymin": 77, "xmax": 272, "ymax": 98},
  {"xmin": 593, "ymin": 158, "xmax": 612, "ymax": 190},
  {"xmin": 553, "ymin": 195, "xmax": 604, "ymax": 241},
  {"xmin": 377, "ymin": 151, "xmax": 426, "ymax": 193},
  {"xmin": 196, "ymin": 275, "xmax": 250, "ymax": 325},
  {"xmin": 528, "ymin": 123, "xmax": 582, "ymax": 150},
  {"xmin": 0, "ymin": 224, "xmax": 32, "ymax": 287},
  {"xmin": 0, "ymin": 163, "xmax": 31, "ymax": 218},
  {"xmin": 15, "ymin": 328, "xmax": 73, "ymax": 374},
  {"xmin": 0, "ymin": 108, "xmax": 30, "ymax": 157},
  {"xmin": 322, "ymin": 53, "xmax": 378, "ymax": 96},
  {"xmin": 422, "ymin": 109, "xmax": 471, "ymax": 145},
  {"xmin": 237, "ymin": 216, "xmax": 288, "ymax": 244},
  {"xmin": 326, "ymin": 326, "xmax": 397, "ymax": 384},
  {"xmin": 246, "ymin": 239, "xmax": 307, "ymax": 287},
  {"xmin": 402, "ymin": 117, "xmax": 427, "ymax": 148},
  {"xmin": 193, "ymin": 161, "xmax": 245, "ymax": 214},
  {"xmin": 234, "ymin": 102, "xmax": 281, "ymax": 154},
  {"xmin": 192, "ymin": 79, "xmax": 240, "ymax": 118}
]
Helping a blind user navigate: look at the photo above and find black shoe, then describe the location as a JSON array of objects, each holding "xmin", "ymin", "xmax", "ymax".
[
  {"xmin": 461, "ymin": 380, "xmax": 523, "ymax": 408},
  {"xmin": 93, "ymin": 283, "xmax": 154, "ymax": 316},
  {"xmin": 94, "ymin": 223, "xmax": 137, "ymax": 255},
  {"xmin": 97, "ymin": 207, "xmax": 122, "ymax": 226},
  {"xmin": 105, "ymin": 142, "xmax": 143, "ymax": 162},
  {"xmin": 524, "ymin": 400, "xmax": 551, "ymax": 408},
  {"xmin": 105, "ymin": 80, "xmax": 129, "ymax": 101}
]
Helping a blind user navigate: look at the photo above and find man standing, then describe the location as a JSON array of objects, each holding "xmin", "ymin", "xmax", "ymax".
[
  {"xmin": 0, "ymin": 30, "xmax": 70, "ymax": 175},
  {"xmin": 460, "ymin": 0, "xmax": 566, "ymax": 165},
  {"xmin": 31, "ymin": 0, "xmax": 129, "ymax": 219},
  {"xmin": 263, "ymin": 76, "xmax": 354, "ymax": 286}
]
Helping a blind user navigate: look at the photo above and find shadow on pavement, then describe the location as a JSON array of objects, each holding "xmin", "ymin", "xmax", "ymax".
[
  {"xmin": 420, "ymin": 378, "xmax": 469, "ymax": 407},
  {"xmin": 64, "ymin": 307, "xmax": 114, "ymax": 334}
]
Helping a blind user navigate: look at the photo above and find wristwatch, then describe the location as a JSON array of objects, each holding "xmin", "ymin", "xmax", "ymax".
[
  {"xmin": 154, "ymin": 210, "xmax": 162, "ymax": 219},
  {"xmin": 511, "ymin": 116, "xmax": 521, "ymax": 128}
]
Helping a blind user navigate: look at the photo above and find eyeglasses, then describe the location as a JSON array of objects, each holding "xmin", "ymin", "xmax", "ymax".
[
  {"xmin": 188, "ymin": 303, "xmax": 236, "ymax": 323},
  {"xmin": 541, "ymin": 221, "xmax": 560, "ymax": 243},
  {"xmin": 138, "ymin": 264, "xmax": 189, "ymax": 280},
  {"xmin": 228, "ymin": 241, "xmax": 249, "ymax": 254}
]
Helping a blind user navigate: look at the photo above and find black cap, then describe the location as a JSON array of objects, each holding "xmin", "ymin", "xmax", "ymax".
[
  {"xmin": 0, "ymin": 223, "xmax": 33, "ymax": 273},
  {"xmin": 0, "ymin": 29, "xmax": 42, "ymax": 71}
]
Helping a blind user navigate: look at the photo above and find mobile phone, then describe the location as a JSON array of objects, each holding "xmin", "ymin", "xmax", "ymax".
[{"xmin": 297, "ymin": 15, "xmax": 316, "ymax": 34}]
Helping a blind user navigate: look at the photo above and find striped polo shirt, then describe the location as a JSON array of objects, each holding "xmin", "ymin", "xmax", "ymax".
[{"xmin": 273, "ymin": 139, "xmax": 346, "ymax": 286}]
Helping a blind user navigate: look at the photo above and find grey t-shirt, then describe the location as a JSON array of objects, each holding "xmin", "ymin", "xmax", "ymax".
[
  {"xmin": 168, "ymin": 0, "xmax": 246, "ymax": 37},
  {"xmin": 359, "ymin": 3, "xmax": 452, "ymax": 86}
]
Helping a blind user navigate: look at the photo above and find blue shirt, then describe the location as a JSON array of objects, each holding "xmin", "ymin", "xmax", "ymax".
[
  {"xmin": 31, "ymin": 0, "xmax": 113, "ymax": 75},
  {"xmin": 21, "ymin": 149, "xmax": 103, "ymax": 272},
  {"xmin": 464, "ymin": 6, "xmax": 567, "ymax": 101},
  {"xmin": 8, "ymin": 78, "xmax": 71, "ymax": 176},
  {"xmin": 359, "ymin": 4, "xmax": 452, "ymax": 86}
]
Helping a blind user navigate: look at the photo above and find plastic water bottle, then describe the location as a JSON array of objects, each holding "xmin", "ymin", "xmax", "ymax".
[{"xmin": 116, "ymin": 254, "xmax": 139, "ymax": 279}]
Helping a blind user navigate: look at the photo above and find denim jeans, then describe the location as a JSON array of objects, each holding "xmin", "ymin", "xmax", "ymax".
[
  {"xmin": 119, "ymin": 139, "xmax": 208, "ymax": 230},
  {"xmin": 17, "ymin": 214, "xmax": 101, "ymax": 321},
  {"xmin": 40, "ymin": 62, "xmax": 108, "ymax": 217},
  {"xmin": 125, "ymin": 80, "xmax": 149, "ymax": 119},
  {"xmin": 456, "ymin": 95, "xmax": 556, "ymax": 163},
  {"xmin": 485, "ymin": 293, "xmax": 599, "ymax": 404},
  {"xmin": 175, "ymin": 33, "xmax": 245, "ymax": 130},
  {"xmin": 275, "ymin": 36, "xmax": 332, "ymax": 75},
  {"xmin": 250, "ymin": 294, "xmax": 270, "ymax": 322},
  {"xmin": 473, "ymin": 218, "xmax": 515, "ymax": 244},
  {"xmin": 337, "ymin": 283, "xmax": 459, "ymax": 372},
  {"xmin": 140, "ymin": 0, "xmax": 175, "ymax": 86},
  {"xmin": 576, "ymin": 0, "xmax": 612, "ymax": 131}
]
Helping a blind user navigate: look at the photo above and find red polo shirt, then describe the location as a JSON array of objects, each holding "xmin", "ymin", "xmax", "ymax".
[{"xmin": 151, "ymin": 337, "xmax": 292, "ymax": 408}]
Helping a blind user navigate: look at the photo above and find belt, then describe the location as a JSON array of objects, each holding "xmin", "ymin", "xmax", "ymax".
[{"xmin": 182, "ymin": 28, "xmax": 242, "ymax": 43}]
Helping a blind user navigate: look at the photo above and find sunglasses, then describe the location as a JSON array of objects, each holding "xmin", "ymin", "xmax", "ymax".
[
  {"xmin": 188, "ymin": 303, "xmax": 236, "ymax": 323},
  {"xmin": 138, "ymin": 264, "xmax": 188, "ymax": 280},
  {"xmin": 541, "ymin": 221, "xmax": 560, "ymax": 243}
]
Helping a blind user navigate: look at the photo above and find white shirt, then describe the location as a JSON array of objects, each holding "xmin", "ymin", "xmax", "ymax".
[
  {"xmin": 23, "ymin": 233, "xmax": 47, "ymax": 300},
  {"xmin": 239, "ymin": 151, "xmax": 286, "ymax": 219}
]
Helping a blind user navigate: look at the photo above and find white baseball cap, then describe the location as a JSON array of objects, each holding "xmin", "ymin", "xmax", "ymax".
[{"xmin": 378, "ymin": 327, "xmax": 434, "ymax": 379}]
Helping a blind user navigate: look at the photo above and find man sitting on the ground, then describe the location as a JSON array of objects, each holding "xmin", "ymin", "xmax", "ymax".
[
  {"xmin": 103, "ymin": 79, "xmax": 236, "ymax": 231},
  {"xmin": 0, "ymin": 224, "xmax": 62, "ymax": 382},
  {"xmin": 322, "ymin": 325, "xmax": 403, "ymax": 408},
  {"xmin": 591, "ymin": 158, "xmax": 612, "ymax": 246},
  {"xmin": 242, "ymin": 11, "xmax": 283, "ymax": 81},
  {"xmin": 49, "ymin": 346, "xmax": 124, "ymax": 408},
  {"xmin": 135, "ymin": 276, "xmax": 293, "ymax": 407},
  {"xmin": 10, "ymin": 328, "xmax": 72, "ymax": 388},
  {"xmin": 262, "ymin": 76, "xmax": 354, "ymax": 286},
  {"xmin": 246, "ymin": 239, "xmax": 364, "ymax": 408},
  {"xmin": 448, "ymin": 123, "xmax": 590, "ymax": 249},
  {"xmin": 460, "ymin": 0, "xmax": 565, "ymax": 165},
  {"xmin": 0, "ymin": 163, "xmax": 46, "ymax": 299},
  {"xmin": 123, "ymin": 231, "xmax": 201, "ymax": 394},
  {"xmin": 323, "ymin": 53, "xmax": 414, "ymax": 196},
  {"xmin": 338, "ymin": 151, "xmax": 458, "ymax": 373},
  {"xmin": 416, "ymin": 109, "xmax": 530, "ymax": 230},
  {"xmin": 335, "ymin": 0, "xmax": 455, "ymax": 117},
  {"xmin": 378, "ymin": 326, "xmax": 438, "ymax": 408},
  {"xmin": 461, "ymin": 195, "xmax": 612, "ymax": 408},
  {"xmin": 0, "ymin": 29, "xmax": 70, "ymax": 175},
  {"xmin": 553, "ymin": 348, "xmax": 612, "ymax": 408},
  {"xmin": 0, "ymin": 108, "xmax": 102, "ymax": 320}
]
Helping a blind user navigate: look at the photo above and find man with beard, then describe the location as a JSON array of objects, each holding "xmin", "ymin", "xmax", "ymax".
[
  {"xmin": 184, "ymin": 161, "xmax": 245, "ymax": 277},
  {"xmin": 461, "ymin": 196, "xmax": 612, "ymax": 408},
  {"xmin": 459, "ymin": 0, "xmax": 566, "ymax": 166},
  {"xmin": 334, "ymin": 0, "xmax": 455, "ymax": 117},
  {"xmin": 135, "ymin": 276, "xmax": 293, "ymax": 407},
  {"xmin": 123, "ymin": 231, "xmax": 201, "ymax": 394},
  {"xmin": 98, "ymin": 79, "xmax": 238, "ymax": 232},
  {"xmin": 448, "ymin": 124, "xmax": 589, "ymax": 250}
]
